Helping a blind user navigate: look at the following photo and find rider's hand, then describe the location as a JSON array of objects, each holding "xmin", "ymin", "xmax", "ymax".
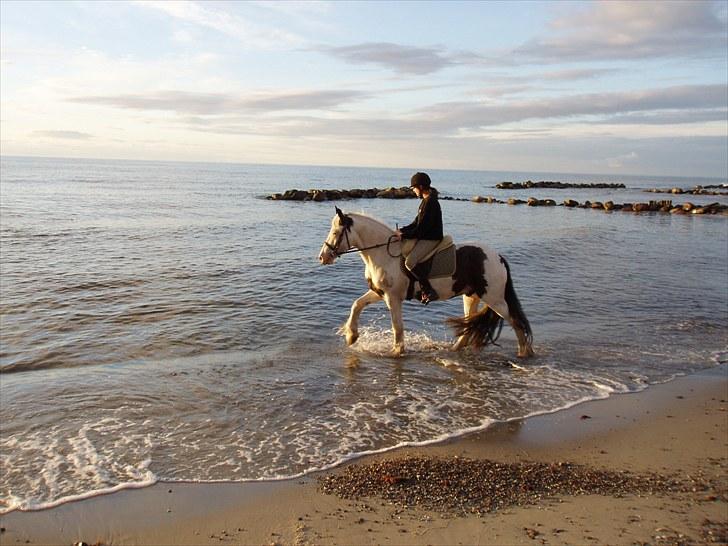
[{"xmin": 393, "ymin": 230, "xmax": 402, "ymax": 241}]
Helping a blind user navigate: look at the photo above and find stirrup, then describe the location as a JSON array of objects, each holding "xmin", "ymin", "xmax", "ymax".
[{"xmin": 420, "ymin": 287, "xmax": 438, "ymax": 305}]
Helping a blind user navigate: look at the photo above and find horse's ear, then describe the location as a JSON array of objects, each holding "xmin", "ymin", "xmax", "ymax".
[{"xmin": 335, "ymin": 206, "xmax": 352, "ymax": 227}]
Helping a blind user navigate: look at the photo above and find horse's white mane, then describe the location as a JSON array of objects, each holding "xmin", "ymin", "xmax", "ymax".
[{"xmin": 348, "ymin": 212, "xmax": 394, "ymax": 233}]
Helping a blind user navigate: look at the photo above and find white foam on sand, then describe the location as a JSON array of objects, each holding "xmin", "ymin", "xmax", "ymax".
[
  {"xmin": 1, "ymin": 476, "xmax": 159, "ymax": 514},
  {"xmin": 0, "ymin": 417, "xmax": 157, "ymax": 514}
]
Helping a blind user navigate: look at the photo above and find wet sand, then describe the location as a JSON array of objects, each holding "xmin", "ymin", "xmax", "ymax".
[{"xmin": 2, "ymin": 366, "xmax": 726, "ymax": 545}]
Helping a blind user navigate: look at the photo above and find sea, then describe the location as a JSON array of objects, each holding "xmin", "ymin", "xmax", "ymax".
[{"xmin": 1, "ymin": 155, "xmax": 726, "ymax": 513}]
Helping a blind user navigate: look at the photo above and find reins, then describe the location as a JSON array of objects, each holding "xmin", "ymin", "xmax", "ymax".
[
  {"xmin": 326, "ymin": 226, "xmax": 401, "ymax": 258},
  {"xmin": 335, "ymin": 236, "xmax": 401, "ymax": 256}
]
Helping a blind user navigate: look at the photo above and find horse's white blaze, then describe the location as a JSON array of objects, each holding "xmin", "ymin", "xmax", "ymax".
[
  {"xmin": 319, "ymin": 211, "xmax": 533, "ymax": 357},
  {"xmin": 318, "ymin": 217, "xmax": 343, "ymax": 264}
]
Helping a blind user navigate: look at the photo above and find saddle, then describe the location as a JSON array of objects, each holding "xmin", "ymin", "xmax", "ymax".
[{"xmin": 401, "ymin": 236, "xmax": 456, "ymax": 301}]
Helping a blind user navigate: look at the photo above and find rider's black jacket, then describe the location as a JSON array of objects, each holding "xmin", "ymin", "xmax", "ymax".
[{"xmin": 400, "ymin": 189, "xmax": 443, "ymax": 240}]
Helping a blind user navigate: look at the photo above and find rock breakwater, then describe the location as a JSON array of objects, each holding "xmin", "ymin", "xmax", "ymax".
[
  {"xmin": 470, "ymin": 196, "xmax": 728, "ymax": 215},
  {"xmin": 644, "ymin": 185, "xmax": 728, "ymax": 196},
  {"xmin": 267, "ymin": 186, "xmax": 420, "ymax": 201},
  {"xmin": 267, "ymin": 187, "xmax": 727, "ymax": 216},
  {"xmin": 496, "ymin": 181, "xmax": 625, "ymax": 190}
]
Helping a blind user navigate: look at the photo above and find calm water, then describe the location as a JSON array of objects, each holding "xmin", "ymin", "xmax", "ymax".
[{"xmin": 1, "ymin": 156, "xmax": 726, "ymax": 512}]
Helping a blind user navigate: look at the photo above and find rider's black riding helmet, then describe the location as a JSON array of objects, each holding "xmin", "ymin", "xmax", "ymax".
[{"xmin": 410, "ymin": 172, "xmax": 431, "ymax": 189}]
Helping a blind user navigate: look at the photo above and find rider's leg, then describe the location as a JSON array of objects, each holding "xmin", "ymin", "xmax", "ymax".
[
  {"xmin": 413, "ymin": 265, "xmax": 437, "ymax": 304},
  {"xmin": 404, "ymin": 240, "xmax": 439, "ymax": 304}
]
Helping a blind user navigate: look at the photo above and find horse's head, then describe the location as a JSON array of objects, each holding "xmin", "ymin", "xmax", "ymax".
[{"xmin": 319, "ymin": 207, "xmax": 354, "ymax": 264}]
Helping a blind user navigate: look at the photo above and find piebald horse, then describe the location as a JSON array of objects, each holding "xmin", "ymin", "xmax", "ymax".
[{"xmin": 318, "ymin": 208, "xmax": 534, "ymax": 358}]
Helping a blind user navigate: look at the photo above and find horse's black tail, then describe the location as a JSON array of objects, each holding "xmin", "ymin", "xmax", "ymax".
[
  {"xmin": 501, "ymin": 256, "xmax": 533, "ymax": 347},
  {"xmin": 447, "ymin": 307, "xmax": 504, "ymax": 348}
]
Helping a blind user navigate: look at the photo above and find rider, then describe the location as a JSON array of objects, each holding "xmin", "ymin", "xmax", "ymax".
[{"xmin": 394, "ymin": 172, "xmax": 443, "ymax": 304}]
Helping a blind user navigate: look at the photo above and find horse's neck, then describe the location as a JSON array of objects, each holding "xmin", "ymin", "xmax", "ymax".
[
  {"xmin": 350, "ymin": 215, "xmax": 398, "ymax": 271},
  {"xmin": 351, "ymin": 214, "xmax": 393, "ymax": 247}
]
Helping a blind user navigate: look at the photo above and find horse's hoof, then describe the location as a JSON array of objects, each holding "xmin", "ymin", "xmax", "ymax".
[
  {"xmin": 392, "ymin": 346, "xmax": 405, "ymax": 357},
  {"xmin": 517, "ymin": 347, "xmax": 535, "ymax": 358},
  {"xmin": 346, "ymin": 332, "xmax": 359, "ymax": 346}
]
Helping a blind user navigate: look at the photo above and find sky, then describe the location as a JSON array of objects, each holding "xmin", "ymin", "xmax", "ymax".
[{"xmin": 1, "ymin": 0, "xmax": 727, "ymax": 177}]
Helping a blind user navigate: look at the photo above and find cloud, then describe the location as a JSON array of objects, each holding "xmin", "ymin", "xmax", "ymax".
[
  {"xmin": 32, "ymin": 130, "xmax": 94, "ymax": 140},
  {"xmin": 134, "ymin": 0, "xmax": 304, "ymax": 49},
  {"xmin": 319, "ymin": 2, "xmax": 725, "ymax": 74},
  {"xmin": 132, "ymin": 83, "xmax": 727, "ymax": 142},
  {"xmin": 321, "ymin": 42, "xmax": 457, "ymax": 75},
  {"xmin": 537, "ymin": 68, "xmax": 620, "ymax": 81},
  {"xmin": 594, "ymin": 109, "xmax": 728, "ymax": 125},
  {"xmin": 419, "ymin": 84, "xmax": 728, "ymax": 132},
  {"xmin": 69, "ymin": 89, "xmax": 368, "ymax": 115},
  {"xmin": 470, "ymin": 68, "xmax": 621, "ymax": 98},
  {"xmin": 516, "ymin": 0, "xmax": 727, "ymax": 62},
  {"xmin": 320, "ymin": 2, "xmax": 726, "ymax": 75},
  {"xmin": 171, "ymin": 28, "xmax": 194, "ymax": 43},
  {"xmin": 66, "ymin": 82, "xmax": 725, "ymax": 143},
  {"xmin": 605, "ymin": 151, "xmax": 638, "ymax": 169},
  {"xmin": 248, "ymin": 0, "xmax": 331, "ymax": 18}
]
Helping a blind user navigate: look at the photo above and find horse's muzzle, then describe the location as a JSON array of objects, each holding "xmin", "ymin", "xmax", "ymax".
[{"xmin": 319, "ymin": 250, "xmax": 336, "ymax": 265}]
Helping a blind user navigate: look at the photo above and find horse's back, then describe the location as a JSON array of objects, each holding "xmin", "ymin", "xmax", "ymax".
[{"xmin": 454, "ymin": 243, "xmax": 508, "ymax": 301}]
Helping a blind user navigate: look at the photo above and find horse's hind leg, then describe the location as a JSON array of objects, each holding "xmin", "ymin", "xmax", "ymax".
[
  {"xmin": 343, "ymin": 290, "xmax": 381, "ymax": 345},
  {"xmin": 490, "ymin": 300, "xmax": 533, "ymax": 358},
  {"xmin": 511, "ymin": 318, "xmax": 534, "ymax": 357},
  {"xmin": 452, "ymin": 295, "xmax": 480, "ymax": 351}
]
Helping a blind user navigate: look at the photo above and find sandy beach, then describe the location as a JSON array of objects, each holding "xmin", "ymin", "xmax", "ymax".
[{"xmin": 1, "ymin": 366, "xmax": 726, "ymax": 546}]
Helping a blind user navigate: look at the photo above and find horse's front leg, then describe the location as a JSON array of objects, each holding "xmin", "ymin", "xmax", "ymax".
[
  {"xmin": 384, "ymin": 295, "xmax": 405, "ymax": 356},
  {"xmin": 343, "ymin": 290, "xmax": 382, "ymax": 346}
]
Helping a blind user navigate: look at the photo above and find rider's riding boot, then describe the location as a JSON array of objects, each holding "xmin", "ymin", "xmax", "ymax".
[
  {"xmin": 419, "ymin": 277, "xmax": 438, "ymax": 305},
  {"xmin": 409, "ymin": 263, "xmax": 437, "ymax": 305}
]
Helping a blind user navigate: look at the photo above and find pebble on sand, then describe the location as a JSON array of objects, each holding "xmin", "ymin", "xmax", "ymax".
[{"xmin": 318, "ymin": 456, "xmax": 716, "ymax": 517}]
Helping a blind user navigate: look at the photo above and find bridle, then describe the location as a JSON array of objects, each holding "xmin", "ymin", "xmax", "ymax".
[
  {"xmin": 324, "ymin": 221, "xmax": 353, "ymax": 257},
  {"xmin": 325, "ymin": 214, "xmax": 400, "ymax": 258}
]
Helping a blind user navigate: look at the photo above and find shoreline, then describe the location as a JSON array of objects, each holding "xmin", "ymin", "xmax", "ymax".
[
  {"xmin": 1, "ymin": 366, "xmax": 726, "ymax": 545},
  {"xmin": 0, "ymin": 378, "xmax": 629, "ymax": 516}
]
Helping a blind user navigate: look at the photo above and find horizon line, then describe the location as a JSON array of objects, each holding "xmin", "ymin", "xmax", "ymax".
[{"xmin": 1, "ymin": 153, "xmax": 726, "ymax": 182}]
